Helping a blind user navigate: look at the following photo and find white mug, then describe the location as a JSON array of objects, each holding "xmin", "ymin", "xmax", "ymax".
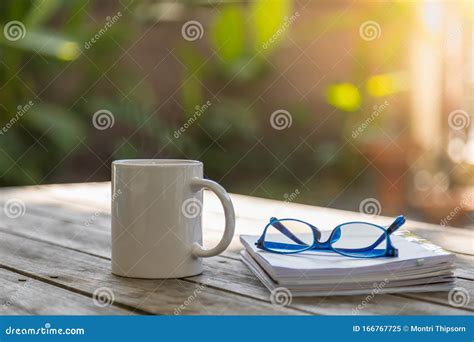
[{"xmin": 111, "ymin": 159, "xmax": 235, "ymax": 279}]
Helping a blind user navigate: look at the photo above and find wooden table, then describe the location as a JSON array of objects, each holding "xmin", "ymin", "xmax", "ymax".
[{"xmin": 0, "ymin": 182, "xmax": 472, "ymax": 315}]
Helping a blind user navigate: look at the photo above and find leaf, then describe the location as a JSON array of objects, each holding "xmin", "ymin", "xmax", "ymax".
[
  {"xmin": 179, "ymin": 45, "xmax": 206, "ymax": 74},
  {"xmin": 0, "ymin": 29, "xmax": 80, "ymax": 61},
  {"xmin": 23, "ymin": 0, "xmax": 63, "ymax": 28},
  {"xmin": 179, "ymin": 46, "xmax": 206, "ymax": 116},
  {"xmin": 63, "ymin": 1, "xmax": 94, "ymax": 34},
  {"xmin": 211, "ymin": 5, "xmax": 245, "ymax": 64},
  {"xmin": 250, "ymin": 0, "xmax": 292, "ymax": 53},
  {"xmin": 181, "ymin": 76, "xmax": 204, "ymax": 118}
]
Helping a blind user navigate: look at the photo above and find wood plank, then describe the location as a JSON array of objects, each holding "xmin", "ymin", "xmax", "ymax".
[
  {"xmin": 0, "ymin": 188, "xmax": 111, "ymax": 230},
  {"xmin": 3, "ymin": 197, "xmax": 471, "ymax": 285},
  {"xmin": 2, "ymin": 182, "xmax": 472, "ymax": 255},
  {"xmin": 0, "ymin": 267, "xmax": 129, "ymax": 315},
  {"xmin": 455, "ymin": 255, "xmax": 474, "ymax": 280},
  {"xmin": 401, "ymin": 278, "xmax": 474, "ymax": 310},
  {"xmin": 1, "ymin": 186, "xmax": 472, "ymax": 267},
  {"xmin": 0, "ymin": 183, "xmax": 472, "ymax": 314},
  {"xmin": 0, "ymin": 203, "xmax": 110, "ymax": 257},
  {"xmin": 0, "ymin": 199, "xmax": 471, "ymax": 281},
  {"xmin": 0, "ymin": 207, "xmax": 470, "ymax": 315},
  {"xmin": 0, "ymin": 231, "xmax": 303, "ymax": 315}
]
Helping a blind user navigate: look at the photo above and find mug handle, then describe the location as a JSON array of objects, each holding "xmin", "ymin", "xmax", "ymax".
[{"xmin": 189, "ymin": 178, "xmax": 235, "ymax": 258}]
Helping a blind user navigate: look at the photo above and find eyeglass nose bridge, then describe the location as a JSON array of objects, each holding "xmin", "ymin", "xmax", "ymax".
[
  {"xmin": 307, "ymin": 222, "xmax": 321, "ymax": 242},
  {"xmin": 330, "ymin": 227, "xmax": 342, "ymax": 244}
]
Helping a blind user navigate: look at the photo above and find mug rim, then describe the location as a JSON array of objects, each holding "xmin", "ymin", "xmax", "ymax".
[{"xmin": 112, "ymin": 159, "xmax": 202, "ymax": 167}]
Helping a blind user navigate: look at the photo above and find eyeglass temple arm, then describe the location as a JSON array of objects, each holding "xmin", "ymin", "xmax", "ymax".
[
  {"xmin": 266, "ymin": 217, "xmax": 310, "ymax": 245},
  {"xmin": 387, "ymin": 215, "xmax": 406, "ymax": 235},
  {"xmin": 359, "ymin": 215, "xmax": 406, "ymax": 253}
]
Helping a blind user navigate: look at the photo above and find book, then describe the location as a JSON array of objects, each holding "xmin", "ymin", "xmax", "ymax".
[{"xmin": 239, "ymin": 230, "xmax": 456, "ymax": 296}]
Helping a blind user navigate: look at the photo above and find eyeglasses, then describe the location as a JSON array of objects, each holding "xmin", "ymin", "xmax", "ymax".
[{"xmin": 255, "ymin": 215, "xmax": 406, "ymax": 258}]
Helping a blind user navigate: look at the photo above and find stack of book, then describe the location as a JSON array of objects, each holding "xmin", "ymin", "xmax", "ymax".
[{"xmin": 240, "ymin": 231, "xmax": 456, "ymax": 296}]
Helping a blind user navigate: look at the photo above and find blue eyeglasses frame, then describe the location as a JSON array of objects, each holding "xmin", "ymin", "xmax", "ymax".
[{"xmin": 255, "ymin": 215, "xmax": 406, "ymax": 258}]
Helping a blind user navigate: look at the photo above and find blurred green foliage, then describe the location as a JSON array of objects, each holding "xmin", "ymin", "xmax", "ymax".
[
  {"xmin": 0, "ymin": 0, "xmax": 379, "ymax": 201},
  {"xmin": 1, "ymin": 1, "xmax": 87, "ymax": 183},
  {"xmin": 0, "ymin": 0, "xmax": 414, "ymax": 207},
  {"xmin": 0, "ymin": 0, "xmax": 159, "ymax": 184}
]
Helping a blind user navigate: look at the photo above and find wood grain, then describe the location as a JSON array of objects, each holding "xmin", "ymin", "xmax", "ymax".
[
  {"xmin": 0, "ymin": 207, "xmax": 471, "ymax": 315},
  {"xmin": 0, "ymin": 267, "xmax": 129, "ymax": 315},
  {"xmin": 0, "ymin": 231, "xmax": 303, "ymax": 315},
  {"xmin": 0, "ymin": 182, "xmax": 472, "ymax": 315},
  {"xmin": 1, "ymin": 182, "xmax": 472, "ymax": 255}
]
